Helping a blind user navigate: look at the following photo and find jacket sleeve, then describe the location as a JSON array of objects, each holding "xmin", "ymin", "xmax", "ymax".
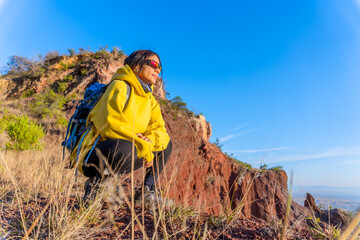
[
  {"xmin": 88, "ymin": 80, "xmax": 154, "ymax": 162},
  {"xmin": 143, "ymin": 95, "xmax": 170, "ymax": 152}
]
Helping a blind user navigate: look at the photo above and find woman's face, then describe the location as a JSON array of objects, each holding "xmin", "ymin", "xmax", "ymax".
[{"xmin": 137, "ymin": 55, "xmax": 161, "ymax": 85}]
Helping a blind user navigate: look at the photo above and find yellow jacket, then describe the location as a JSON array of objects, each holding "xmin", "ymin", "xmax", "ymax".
[{"xmin": 70, "ymin": 65, "xmax": 170, "ymax": 173}]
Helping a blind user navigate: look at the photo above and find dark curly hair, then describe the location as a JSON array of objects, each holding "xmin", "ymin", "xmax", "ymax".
[{"xmin": 124, "ymin": 50, "xmax": 162, "ymax": 78}]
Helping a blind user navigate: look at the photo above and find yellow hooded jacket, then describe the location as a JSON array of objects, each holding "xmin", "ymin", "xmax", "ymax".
[{"xmin": 70, "ymin": 65, "xmax": 170, "ymax": 174}]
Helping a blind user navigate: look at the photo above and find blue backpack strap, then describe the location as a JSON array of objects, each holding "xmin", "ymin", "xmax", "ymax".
[
  {"xmin": 67, "ymin": 121, "xmax": 79, "ymax": 149},
  {"xmin": 74, "ymin": 127, "xmax": 91, "ymax": 180},
  {"xmin": 62, "ymin": 105, "xmax": 80, "ymax": 167},
  {"xmin": 83, "ymin": 135, "xmax": 101, "ymax": 165}
]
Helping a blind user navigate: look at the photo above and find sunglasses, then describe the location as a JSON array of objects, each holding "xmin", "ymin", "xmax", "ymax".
[{"xmin": 144, "ymin": 60, "xmax": 161, "ymax": 71}]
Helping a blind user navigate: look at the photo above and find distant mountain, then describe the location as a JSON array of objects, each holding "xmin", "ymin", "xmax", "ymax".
[{"xmin": 292, "ymin": 185, "xmax": 360, "ymax": 213}]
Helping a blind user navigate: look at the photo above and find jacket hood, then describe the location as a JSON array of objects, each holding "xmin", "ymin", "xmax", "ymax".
[{"xmin": 110, "ymin": 65, "xmax": 151, "ymax": 97}]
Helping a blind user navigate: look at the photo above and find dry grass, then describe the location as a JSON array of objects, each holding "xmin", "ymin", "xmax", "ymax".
[{"xmin": 0, "ymin": 144, "xmax": 110, "ymax": 239}]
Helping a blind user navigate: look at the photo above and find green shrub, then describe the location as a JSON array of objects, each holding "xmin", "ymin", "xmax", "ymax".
[
  {"xmin": 21, "ymin": 89, "xmax": 35, "ymax": 98},
  {"xmin": 63, "ymin": 74, "xmax": 74, "ymax": 81},
  {"xmin": 270, "ymin": 165, "xmax": 283, "ymax": 172},
  {"xmin": 239, "ymin": 161, "xmax": 252, "ymax": 169},
  {"xmin": 5, "ymin": 115, "xmax": 45, "ymax": 150},
  {"xmin": 57, "ymin": 82, "xmax": 69, "ymax": 93},
  {"xmin": 81, "ymin": 69, "xmax": 87, "ymax": 75},
  {"xmin": 30, "ymin": 88, "xmax": 67, "ymax": 119},
  {"xmin": 56, "ymin": 116, "xmax": 68, "ymax": 128},
  {"xmin": 69, "ymin": 63, "xmax": 76, "ymax": 68},
  {"xmin": 1, "ymin": 117, "xmax": 10, "ymax": 134},
  {"xmin": 0, "ymin": 120, "xmax": 6, "ymax": 134},
  {"xmin": 94, "ymin": 45, "xmax": 110, "ymax": 59},
  {"xmin": 225, "ymin": 152, "xmax": 252, "ymax": 169},
  {"xmin": 59, "ymin": 61, "xmax": 69, "ymax": 70},
  {"xmin": 0, "ymin": 114, "xmax": 16, "ymax": 133}
]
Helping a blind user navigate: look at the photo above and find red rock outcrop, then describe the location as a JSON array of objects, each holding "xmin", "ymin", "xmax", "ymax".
[{"xmin": 159, "ymin": 104, "xmax": 309, "ymax": 227}]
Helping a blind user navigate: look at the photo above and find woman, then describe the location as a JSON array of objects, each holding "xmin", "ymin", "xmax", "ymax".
[{"xmin": 70, "ymin": 50, "xmax": 172, "ymax": 204}]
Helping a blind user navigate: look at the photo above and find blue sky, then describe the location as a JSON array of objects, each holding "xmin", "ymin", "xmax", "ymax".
[{"xmin": 1, "ymin": 0, "xmax": 359, "ymax": 188}]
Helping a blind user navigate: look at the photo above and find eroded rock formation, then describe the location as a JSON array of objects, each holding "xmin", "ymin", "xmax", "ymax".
[
  {"xmin": 304, "ymin": 193, "xmax": 351, "ymax": 229},
  {"xmin": 305, "ymin": 193, "xmax": 321, "ymax": 214}
]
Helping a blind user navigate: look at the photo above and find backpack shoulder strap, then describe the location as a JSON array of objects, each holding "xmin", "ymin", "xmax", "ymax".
[
  {"xmin": 123, "ymin": 81, "xmax": 131, "ymax": 110},
  {"xmin": 104, "ymin": 80, "xmax": 131, "ymax": 110}
]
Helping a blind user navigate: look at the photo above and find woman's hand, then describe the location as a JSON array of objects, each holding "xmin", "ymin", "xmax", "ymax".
[
  {"xmin": 144, "ymin": 160, "xmax": 153, "ymax": 168},
  {"xmin": 137, "ymin": 133, "xmax": 153, "ymax": 167},
  {"xmin": 136, "ymin": 133, "xmax": 152, "ymax": 143}
]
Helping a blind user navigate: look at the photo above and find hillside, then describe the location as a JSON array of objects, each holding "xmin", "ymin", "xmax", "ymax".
[{"xmin": 0, "ymin": 49, "xmax": 356, "ymax": 239}]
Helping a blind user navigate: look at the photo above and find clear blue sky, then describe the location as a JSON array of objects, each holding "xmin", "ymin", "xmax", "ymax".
[{"xmin": 1, "ymin": 0, "xmax": 359, "ymax": 187}]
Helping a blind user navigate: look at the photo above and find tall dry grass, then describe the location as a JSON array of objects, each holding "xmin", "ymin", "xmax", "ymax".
[{"xmin": 0, "ymin": 143, "xmax": 129, "ymax": 239}]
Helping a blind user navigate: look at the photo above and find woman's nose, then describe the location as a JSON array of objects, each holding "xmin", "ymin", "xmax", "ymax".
[{"xmin": 155, "ymin": 68, "xmax": 160, "ymax": 74}]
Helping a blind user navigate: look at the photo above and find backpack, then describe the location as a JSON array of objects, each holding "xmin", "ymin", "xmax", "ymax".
[{"xmin": 62, "ymin": 81, "xmax": 131, "ymax": 169}]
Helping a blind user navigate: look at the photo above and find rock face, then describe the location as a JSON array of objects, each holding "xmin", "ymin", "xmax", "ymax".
[
  {"xmin": 159, "ymin": 104, "xmax": 308, "ymax": 227},
  {"xmin": 190, "ymin": 115, "xmax": 212, "ymax": 141}
]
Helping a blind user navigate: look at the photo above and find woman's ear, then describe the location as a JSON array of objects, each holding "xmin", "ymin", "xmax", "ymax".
[{"xmin": 134, "ymin": 66, "xmax": 140, "ymax": 75}]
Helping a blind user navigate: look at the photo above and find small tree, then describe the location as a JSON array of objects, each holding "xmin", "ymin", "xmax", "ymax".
[
  {"xmin": 68, "ymin": 48, "xmax": 76, "ymax": 56},
  {"xmin": 6, "ymin": 55, "xmax": 32, "ymax": 75},
  {"xmin": 214, "ymin": 138, "xmax": 223, "ymax": 151},
  {"xmin": 43, "ymin": 51, "xmax": 60, "ymax": 62},
  {"xmin": 171, "ymin": 96, "xmax": 187, "ymax": 110},
  {"xmin": 260, "ymin": 164, "xmax": 268, "ymax": 170}
]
